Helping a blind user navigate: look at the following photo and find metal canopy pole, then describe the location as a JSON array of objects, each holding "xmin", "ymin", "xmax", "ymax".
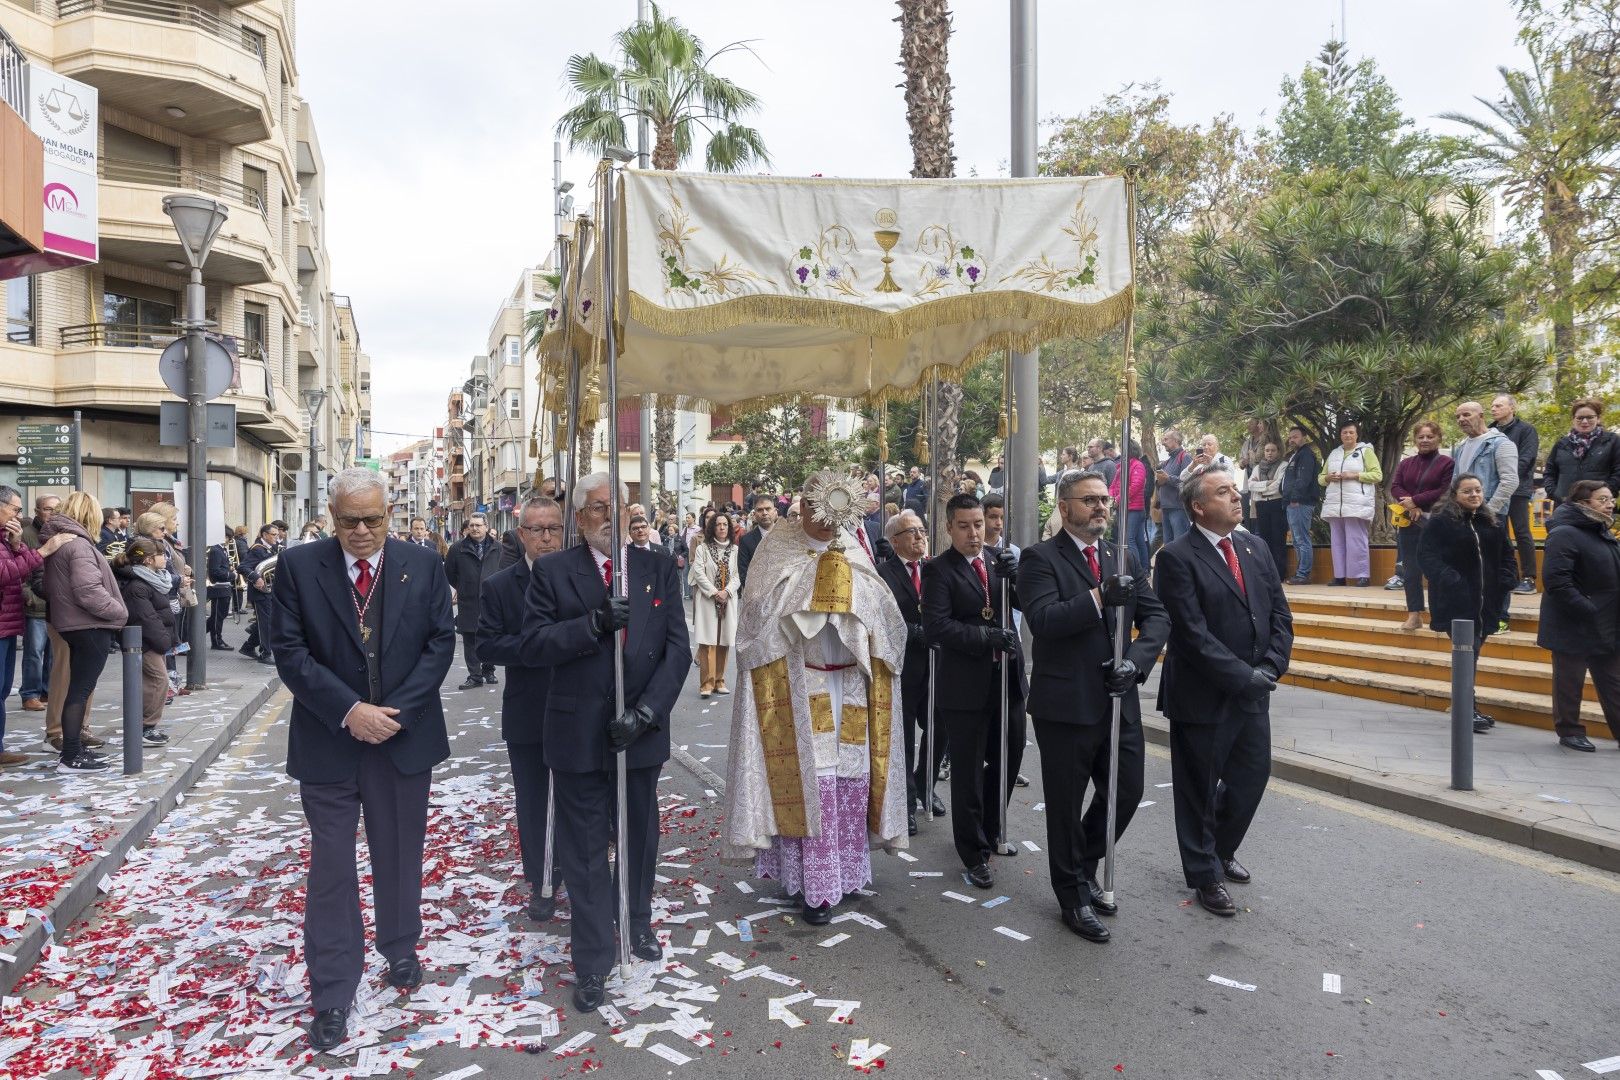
[
  {"xmin": 601, "ymin": 161, "xmax": 633, "ymax": 977},
  {"xmin": 995, "ymin": 352, "xmax": 1014, "ymax": 856},
  {"xmin": 1008, "ymin": 0, "xmax": 1041, "ymax": 547},
  {"xmin": 924, "ymin": 378, "xmax": 941, "ymax": 819},
  {"xmin": 1102, "ymin": 167, "xmax": 1140, "ymax": 908}
]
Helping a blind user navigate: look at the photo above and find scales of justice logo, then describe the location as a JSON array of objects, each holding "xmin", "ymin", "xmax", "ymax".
[{"xmin": 38, "ymin": 86, "xmax": 90, "ymax": 137}]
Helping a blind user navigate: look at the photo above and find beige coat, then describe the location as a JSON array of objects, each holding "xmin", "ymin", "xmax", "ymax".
[{"xmin": 688, "ymin": 540, "xmax": 739, "ymax": 647}]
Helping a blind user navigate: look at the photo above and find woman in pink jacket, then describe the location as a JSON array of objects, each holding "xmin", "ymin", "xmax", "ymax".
[
  {"xmin": 1108, "ymin": 439, "xmax": 1151, "ymax": 568},
  {"xmin": 40, "ymin": 492, "xmax": 127, "ymax": 773},
  {"xmin": 0, "ymin": 485, "xmax": 69, "ymax": 767}
]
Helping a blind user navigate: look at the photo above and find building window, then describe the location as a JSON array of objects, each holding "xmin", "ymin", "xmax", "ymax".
[
  {"xmin": 5, "ymin": 276, "xmax": 35, "ymax": 345},
  {"xmin": 501, "ymin": 442, "xmax": 520, "ymax": 473},
  {"xmin": 242, "ymin": 302, "xmax": 268, "ymax": 360},
  {"xmin": 241, "ymin": 165, "xmax": 268, "ymax": 215},
  {"xmin": 710, "ymin": 405, "xmax": 742, "ymax": 441},
  {"xmin": 241, "ymin": 26, "xmax": 267, "ymax": 65},
  {"xmin": 617, "ymin": 403, "xmax": 641, "ymax": 452},
  {"xmin": 505, "ymin": 336, "xmax": 522, "ymax": 365},
  {"xmin": 504, "ymin": 389, "xmax": 522, "ymax": 420},
  {"xmin": 102, "ymin": 281, "xmax": 178, "ymax": 347}
]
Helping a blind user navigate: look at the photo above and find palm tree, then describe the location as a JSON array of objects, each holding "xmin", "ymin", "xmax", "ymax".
[
  {"xmin": 556, "ymin": 4, "xmax": 769, "ymax": 509},
  {"xmin": 1441, "ymin": 59, "xmax": 1606, "ymax": 390},
  {"xmin": 897, "ymin": 0, "xmax": 960, "ymax": 525}
]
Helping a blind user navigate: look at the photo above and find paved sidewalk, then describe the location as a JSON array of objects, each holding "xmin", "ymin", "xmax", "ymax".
[
  {"xmin": 0, "ymin": 636, "xmax": 282, "ymax": 993},
  {"xmin": 1139, "ymin": 670, "xmax": 1620, "ymax": 874}
]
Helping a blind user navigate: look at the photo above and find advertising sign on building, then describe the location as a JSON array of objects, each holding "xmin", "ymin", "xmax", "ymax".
[{"xmin": 14, "ymin": 67, "xmax": 98, "ymax": 273}]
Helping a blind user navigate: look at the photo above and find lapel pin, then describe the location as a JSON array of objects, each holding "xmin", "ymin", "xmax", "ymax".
[{"xmin": 644, "ymin": 583, "xmax": 652, "ymax": 593}]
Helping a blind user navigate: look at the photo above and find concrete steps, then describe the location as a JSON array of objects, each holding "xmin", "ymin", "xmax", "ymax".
[{"xmin": 1279, "ymin": 584, "xmax": 1579, "ymax": 732}]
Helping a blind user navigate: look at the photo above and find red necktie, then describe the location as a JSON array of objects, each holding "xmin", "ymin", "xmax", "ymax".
[
  {"xmin": 908, "ymin": 561, "xmax": 921, "ymax": 597},
  {"xmin": 1218, "ymin": 537, "xmax": 1245, "ymax": 594},
  {"xmin": 354, "ymin": 559, "xmax": 372, "ymax": 598},
  {"xmin": 1084, "ymin": 545, "xmax": 1100, "ymax": 581},
  {"xmin": 972, "ymin": 555, "xmax": 989, "ymax": 601},
  {"xmin": 602, "ymin": 557, "xmax": 613, "ymax": 590}
]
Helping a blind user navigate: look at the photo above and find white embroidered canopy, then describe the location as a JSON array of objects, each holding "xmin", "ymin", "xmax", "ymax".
[{"xmin": 540, "ymin": 168, "xmax": 1133, "ymax": 410}]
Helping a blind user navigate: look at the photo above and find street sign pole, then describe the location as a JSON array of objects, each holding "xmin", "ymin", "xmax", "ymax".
[
  {"xmin": 184, "ymin": 268, "xmax": 209, "ymax": 690},
  {"xmin": 71, "ymin": 410, "xmax": 82, "ymax": 491}
]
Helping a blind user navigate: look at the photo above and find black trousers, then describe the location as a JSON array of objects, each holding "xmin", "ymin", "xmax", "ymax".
[
  {"xmin": 232, "ymin": 582, "xmax": 244, "ymax": 614},
  {"xmin": 899, "ymin": 673, "xmax": 946, "ymax": 810},
  {"xmin": 1505, "ymin": 495, "xmax": 1535, "ymax": 584},
  {"xmin": 1169, "ymin": 710, "xmax": 1271, "ymax": 889},
  {"xmin": 1396, "ymin": 522, "xmax": 1427, "ymax": 613},
  {"xmin": 245, "ymin": 593, "xmax": 271, "ymax": 655},
  {"xmin": 299, "ymin": 747, "xmax": 432, "ymax": 1010},
  {"xmin": 59, "ymin": 627, "xmax": 113, "ymax": 759},
  {"xmin": 1551, "ymin": 650, "xmax": 1620, "ymax": 741},
  {"xmin": 1253, "ymin": 499, "xmax": 1289, "ymax": 578},
  {"xmin": 507, "ymin": 741, "xmax": 562, "ymax": 894},
  {"xmin": 1032, "ymin": 715, "xmax": 1144, "ymax": 910},
  {"xmin": 553, "ymin": 764, "xmax": 660, "ymax": 976},
  {"xmin": 207, "ymin": 595, "xmax": 229, "ymax": 640},
  {"xmin": 461, "ymin": 632, "xmax": 493, "ymax": 676},
  {"xmin": 941, "ymin": 694, "xmax": 1026, "ymax": 869}
]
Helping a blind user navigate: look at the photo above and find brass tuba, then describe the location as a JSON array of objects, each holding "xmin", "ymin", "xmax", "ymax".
[{"xmin": 255, "ymin": 553, "xmax": 279, "ymax": 589}]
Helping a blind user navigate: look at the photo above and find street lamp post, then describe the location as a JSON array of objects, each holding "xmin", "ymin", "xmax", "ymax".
[
  {"xmin": 304, "ymin": 388, "xmax": 326, "ymax": 529},
  {"xmin": 337, "ymin": 436, "xmax": 353, "ymax": 469},
  {"xmin": 162, "ymin": 193, "xmax": 229, "ymax": 691}
]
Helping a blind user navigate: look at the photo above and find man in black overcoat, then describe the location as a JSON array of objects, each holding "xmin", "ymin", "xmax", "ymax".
[
  {"xmin": 523, "ymin": 472, "xmax": 691, "ymax": 1011},
  {"xmin": 1018, "ymin": 469, "xmax": 1169, "ymax": 943},
  {"xmin": 876, "ymin": 508, "xmax": 943, "ymax": 835},
  {"xmin": 1153, "ymin": 465, "xmax": 1293, "ymax": 917},
  {"xmin": 270, "ymin": 469, "xmax": 455, "ymax": 1051},
  {"xmin": 444, "ymin": 512, "xmax": 502, "ymax": 689}
]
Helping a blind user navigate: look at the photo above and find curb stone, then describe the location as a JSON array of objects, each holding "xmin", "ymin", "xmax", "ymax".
[{"xmin": 0, "ymin": 677, "xmax": 283, "ymax": 996}]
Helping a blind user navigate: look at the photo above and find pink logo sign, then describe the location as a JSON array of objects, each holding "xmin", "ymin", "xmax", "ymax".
[{"xmin": 43, "ymin": 182, "xmax": 79, "ymax": 213}]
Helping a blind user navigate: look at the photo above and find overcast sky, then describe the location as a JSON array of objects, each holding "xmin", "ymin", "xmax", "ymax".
[{"xmin": 297, "ymin": 0, "xmax": 1525, "ymax": 456}]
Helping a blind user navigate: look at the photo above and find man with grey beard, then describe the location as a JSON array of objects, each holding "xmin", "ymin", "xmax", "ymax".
[{"xmin": 521, "ymin": 472, "xmax": 690, "ymax": 1010}]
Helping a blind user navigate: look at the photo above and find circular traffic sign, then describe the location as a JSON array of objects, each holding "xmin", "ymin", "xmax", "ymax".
[{"xmin": 158, "ymin": 336, "xmax": 235, "ymax": 402}]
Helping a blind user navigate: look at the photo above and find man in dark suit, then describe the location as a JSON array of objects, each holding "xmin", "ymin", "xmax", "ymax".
[
  {"xmin": 877, "ymin": 508, "xmax": 943, "ymax": 836},
  {"xmin": 1019, "ymin": 469, "xmax": 1170, "ymax": 943},
  {"xmin": 269, "ymin": 469, "xmax": 455, "ymax": 1051},
  {"xmin": 478, "ymin": 496, "xmax": 567, "ymax": 921},
  {"xmin": 1154, "ymin": 464, "xmax": 1293, "ymax": 917},
  {"xmin": 523, "ymin": 472, "xmax": 691, "ymax": 1011},
  {"xmin": 736, "ymin": 493, "xmax": 776, "ymax": 588},
  {"xmin": 239, "ymin": 524, "xmax": 280, "ymax": 664},
  {"xmin": 922, "ymin": 493, "xmax": 1024, "ymax": 889},
  {"xmin": 444, "ymin": 512, "xmax": 502, "ymax": 689}
]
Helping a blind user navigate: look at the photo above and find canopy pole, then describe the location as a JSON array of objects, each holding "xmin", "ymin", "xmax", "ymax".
[
  {"xmin": 599, "ymin": 160, "xmax": 633, "ymax": 978},
  {"xmin": 559, "ymin": 226, "xmax": 585, "ymax": 551},
  {"xmin": 1102, "ymin": 165, "xmax": 1141, "ymax": 909},
  {"xmin": 996, "ymin": 351, "xmax": 1014, "ymax": 856}
]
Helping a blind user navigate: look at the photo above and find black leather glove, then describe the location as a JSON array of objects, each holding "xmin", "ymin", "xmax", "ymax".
[
  {"xmin": 991, "ymin": 548, "xmax": 1018, "ymax": 579},
  {"xmin": 588, "ymin": 594, "xmax": 631, "ymax": 638},
  {"xmin": 607, "ymin": 702, "xmax": 660, "ymax": 752},
  {"xmin": 1244, "ymin": 665, "xmax": 1277, "ymax": 701},
  {"xmin": 1099, "ymin": 574, "xmax": 1135, "ymax": 607},
  {"xmin": 985, "ymin": 626, "xmax": 1020, "ymax": 654},
  {"xmin": 1100, "ymin": 657, "xmax": 1139, "ymax": 696},
  {"xmin": 907, "ymin": 622, "xmax": 926, "ymax": 646}
]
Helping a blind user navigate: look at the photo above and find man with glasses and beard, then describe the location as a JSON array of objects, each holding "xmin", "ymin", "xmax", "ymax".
[
  {"xmin": 737, "ymin": 493, "xmax": 778, "ymax": 589},
  {"xmin": 522, "ymin": 472, "xmax": 690, "ymax": 1011},
  {"xmin": 478, "ymin": 497, "xmax": 567, "ymax": 922},
  {"xmin": 1017, "ymin": 471, "xmax": 1168, "ymax": 942},
  {"xmin": 269, "ymin": 468, "xmax": 455, "ymax": 1051}
]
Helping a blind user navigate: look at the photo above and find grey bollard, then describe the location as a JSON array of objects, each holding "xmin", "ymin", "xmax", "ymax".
[
  {"xmin": 1450, "ymin": 619, "xmax": 1474, "ymax": 792},
  {"xmin": 121, "ymin": 626, "xmax": 143, "ymax": 776}
]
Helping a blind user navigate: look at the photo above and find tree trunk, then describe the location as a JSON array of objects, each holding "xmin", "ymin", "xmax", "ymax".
[
  {"xmin": 653, "ymin": 122, "xmax": 680, "ymax": 171},
  {"xmin": 1546, "ymin": 188, "xmax": 1581, "ymax": 394},
  {"xmin": 933, "ymin": 379, "xmax": 963, "ymax": 526}
]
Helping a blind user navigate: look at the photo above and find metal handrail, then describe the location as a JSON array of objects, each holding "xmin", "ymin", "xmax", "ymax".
[
  {"xmin": 0, "ymin": 25, "xmax": 26, "ymax": 118},
  {"xmin": 56, "ymin": 0, "xmax": 266, "ymax": 65},
  {"xmin": 61, "ymin": 322, "xmax": 182, "ymax": 349},
  {"xmin": 100, "ymin": 157, "xmax": 268, "ymax": 217}
]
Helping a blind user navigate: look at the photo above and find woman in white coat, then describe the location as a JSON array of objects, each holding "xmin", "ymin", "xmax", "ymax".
[
  {"xmin": 689, "ymin": 511, "xmax": 740, "ymax": 697},
  {"xmin": 1318, "ymin": 421, "xmax": 1384, "ymax": 586}
]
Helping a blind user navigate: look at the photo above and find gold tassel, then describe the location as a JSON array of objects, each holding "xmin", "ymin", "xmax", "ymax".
[{"xmin": 877, "ymin": 403, "xmax": 889, "ymax": 461}]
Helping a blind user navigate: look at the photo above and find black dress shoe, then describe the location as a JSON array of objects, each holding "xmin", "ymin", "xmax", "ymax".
[
  {"xmin": 457, "ymin": 676, "xmax": 483, "ymax": 691},
  {"xmin": 1354, "ymin": 576, "xmax": 1371, "ymax": 587},
  {"xmin": 385, "ymin": 956, "xmax": 423, "ymax": 991},
  {"xmin": 1015, "ymin": 773, "xmax": 1030, "ymax": 788},
  {"xmin": 528, "ymin": 894, "xmax": 557, "ymax": 921},
  {"xmin": 802, "ymin": 900, "xmax": 834, "ymax": 925},
  {"xmin": 1085, "ymin": 876, "xmax": 1117, "ymax": 916},
  {"xmin": 630, "ymin": 928, "xmax": 662, "ymax": 961},
  {"xmin": 968, "ymin": 862, "xmax": 994, "ymax": 889},
  {"xmin": 573, "ymin": 973, "xmax": 606, "ymax": 1012},
  {"xmin": 1221, "ymin": 857, "xmax": 1251, "ymax": 885},
  {"xmin": 1285, "ymin": 575, "xmax": 1309, "ymax": 585},
  {"xmin": 931, "ymin": 794, "xmax": 947, "ymax": 816},
  {"xmin": 1328, "ymin": 577, "xmax": 1346, "ymax": 586},
  {"xmin": 1061, "ymin": 905, "xmax": 1111, "ymax": 943},
  {"xmin": 307, "ymin": 1007, "xmax": 349, "ymax": 1052},
  {"xmin": 908, "ymin": 812, "xmax": 918, "ymax": 837},
  {"xmin": 483, "ymin": 671, "xmax": 499, "ymax": 686},
  {"xmin": 1196, "ymin": 883, "xmax": 1236, "ymax": 916},
  {"xmin": 256, "ymin": 653, "xmax": 276, "ymax": 665},
  {"xmin": 1560, "ymin": 734, "xmax": 1598, "ymax": 752},
  {"xmin": 1472, "ymin": 717, "xmax": 1491, "ymax": 734}
]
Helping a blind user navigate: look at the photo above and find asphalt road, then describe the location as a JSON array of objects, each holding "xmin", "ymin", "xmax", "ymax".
[{"xmin": 34, "ymin": 643, "xmax": 1620, "ymax": 1080}]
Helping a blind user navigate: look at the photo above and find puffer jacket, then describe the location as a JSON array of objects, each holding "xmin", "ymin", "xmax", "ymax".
[
  {"xmin": 1538, "ymin": 501, "xmax": 1620, "ymax": 656},
  {"xmin": 1418, "ymin": 506, "xmax": 1516, "ymax": 638},
  {"xmin": 116, "ymin": 564, "xmax": 178, "ymax": 654},
  {"xmin": 1319, "ymin": 443, "xmax": 1384, "ymax": 522},
  {"xmin": 0, "ymin": 540, "xmax": 45, "ymax": 638},
  {"xmin": 39, "ymin": 516, "xmax": 127, "ymax": 632}
]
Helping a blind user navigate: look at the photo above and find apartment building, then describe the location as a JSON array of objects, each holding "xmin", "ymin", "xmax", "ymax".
[
  {"xmin": 0, "ymin": 0, "xmax": 364, "ymax": 529},
  {"xmin": 475, "ymin": 266, "xmax": 548, "ymax": 535},
  {"xmin": 382, "ymin": 436, "xmax": 441, "ymax": 535}
]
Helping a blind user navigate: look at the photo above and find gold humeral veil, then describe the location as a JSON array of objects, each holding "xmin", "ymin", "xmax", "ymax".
[{"xmin": 722, "ymin": 520, "xmax": 910, "ymax": 859}]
